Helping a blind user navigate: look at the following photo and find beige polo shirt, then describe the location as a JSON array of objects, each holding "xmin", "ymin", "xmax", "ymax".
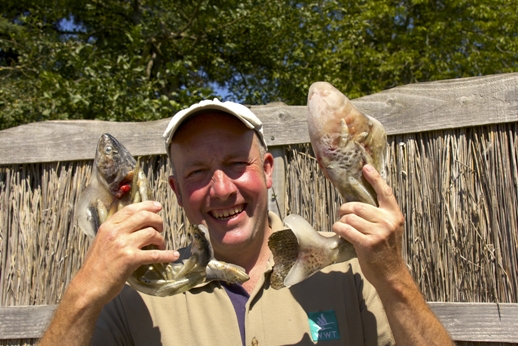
[{"xmin": 92, "ymin": 212, "xmax": 394, "ymax": 345}]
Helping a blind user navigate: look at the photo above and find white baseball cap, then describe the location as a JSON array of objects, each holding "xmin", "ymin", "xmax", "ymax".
[{"xmin": 163, "ymin": 98, "xmax": 267, "ymax": 159}]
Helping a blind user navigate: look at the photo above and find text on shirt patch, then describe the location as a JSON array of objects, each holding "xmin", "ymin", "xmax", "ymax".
[{"xmin": 307, "ymin": 310, "xmax": 340, "ymax": 341}]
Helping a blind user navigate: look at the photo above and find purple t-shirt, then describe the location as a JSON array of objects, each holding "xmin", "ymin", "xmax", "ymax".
[{"xmin": 223, "ymin": 283, "xmax": 249, "ymax": 345}]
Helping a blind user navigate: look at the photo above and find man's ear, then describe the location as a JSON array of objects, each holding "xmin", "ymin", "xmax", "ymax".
[
  {"xmin": 263, "ymin": 152, "xmax": 274, "ymax": 189},
  {"xmin": 168, "ymin": 175, "xmax": 183, "ymax": 207}
]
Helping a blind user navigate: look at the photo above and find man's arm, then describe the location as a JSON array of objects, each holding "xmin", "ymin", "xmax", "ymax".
[
  {"xmin": 333, "ymin": 164, "xmax": 453, "ymax": 346},
  {"xmin": 39, "ymin": 201, "xmax": 179, "ymax": 346}
]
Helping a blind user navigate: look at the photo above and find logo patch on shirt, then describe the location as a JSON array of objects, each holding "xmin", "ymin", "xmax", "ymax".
[{"xmin": 308, "ymin": 310, "xmax": 340, "ymax": 341}]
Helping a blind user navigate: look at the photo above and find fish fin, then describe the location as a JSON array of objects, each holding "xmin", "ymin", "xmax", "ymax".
[
  {"xmin": 74, "ymin": 183, "xmax": 100, "ymax": 239},
  {"xmin": 284, "ymin": 260, "xmax": 314, "ymax": 288},
  {"xmin": 206, "ymin": 260, "xmax": 249, "ymax": 284},
  {"xmin": 131, "ymin": 157, "xmax": 141, "ymax": 202},
  {"xmin": 268, "ymin": 228, "xmax": 299, "ymax": 289},
  {"xmin": 173, "ymin": 254, "xmax": 199, "ymax": 279},
  {"xmin": 282, "ymin": 214, "xmax": 342, "ymax": 287},
  {"xmin": 342, "ymin": 175, "xmax": 378, "ymax": 206}
]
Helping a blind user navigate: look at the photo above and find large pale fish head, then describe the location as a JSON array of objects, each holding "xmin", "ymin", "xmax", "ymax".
[
  {"xmin": 307, "ymin": 82, "xmax": 387, "ymax": 206},
  {"xmin": 95, "ymin": 133, "xmax": 136, "ymax": 198}
]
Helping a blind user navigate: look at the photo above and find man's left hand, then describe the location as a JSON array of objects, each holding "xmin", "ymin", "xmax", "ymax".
[{"xmin": 332, "ymin": 164, "xmax": 406, "ymax": 288}]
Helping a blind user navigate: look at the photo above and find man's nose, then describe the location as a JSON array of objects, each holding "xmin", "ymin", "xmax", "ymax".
[{"xmin": 210, "ymin": 170, "xmax": 237, "ymax": 199}]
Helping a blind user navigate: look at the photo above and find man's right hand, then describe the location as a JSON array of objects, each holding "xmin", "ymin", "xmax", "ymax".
[
  {"xmin": 39, "ymin": 200, "xmax": 179, "ymax": 346},
  {"xmin": 78, "ymin": 200, "xmax": 180, "ymax": 306}
]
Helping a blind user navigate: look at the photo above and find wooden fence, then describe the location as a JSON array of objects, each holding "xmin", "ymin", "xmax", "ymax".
[{"xmin": 1, "ymin": 73, "xmax": 518, "ymax": 345}]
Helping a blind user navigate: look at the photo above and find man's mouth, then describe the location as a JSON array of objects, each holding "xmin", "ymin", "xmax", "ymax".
[{"xmin": 210, "ymin": 204, "xmax": 245, "ymax": 220}]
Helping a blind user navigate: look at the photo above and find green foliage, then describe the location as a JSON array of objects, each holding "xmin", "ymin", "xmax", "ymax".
[{"xmin": 1, "ymin": 0, "xmax": 517, "ymax": 129}]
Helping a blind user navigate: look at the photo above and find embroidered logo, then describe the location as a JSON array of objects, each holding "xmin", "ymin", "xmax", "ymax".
[{"xmin": 307, "ymin": 310, "xmax": 340, "ymax": 341}]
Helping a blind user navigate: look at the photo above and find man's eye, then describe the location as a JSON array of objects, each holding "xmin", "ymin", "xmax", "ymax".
[{"xmin": 186, "ymin": 169, "xmax": 203, "ymax": 177}]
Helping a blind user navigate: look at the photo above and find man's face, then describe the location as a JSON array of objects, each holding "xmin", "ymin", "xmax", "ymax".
[{"xmin": 168, "ymin": 113, "xmax": 273, "ymax": 260}]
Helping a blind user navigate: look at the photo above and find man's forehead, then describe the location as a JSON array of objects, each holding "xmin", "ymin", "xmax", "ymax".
[{"xmin": 171, "ymin": 140, "xmax": 255, "ymax": 174}]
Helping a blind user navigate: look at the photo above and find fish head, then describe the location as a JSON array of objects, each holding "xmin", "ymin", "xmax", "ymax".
[
  {"xmin": 94, "ymin": 133, "xmax": 136, "ymax": 198},
  {"xmin": 189, "ymin": 224, "xmax": 213, "ymax": 267},
  {"xmin": 307, "ymin": 82, "xmax": 387, "ymax": 205}
]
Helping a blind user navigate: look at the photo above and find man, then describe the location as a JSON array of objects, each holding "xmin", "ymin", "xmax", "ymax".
[{"xmin": 40, "ymin": 99, "xmax": 453, "ymax": 345}]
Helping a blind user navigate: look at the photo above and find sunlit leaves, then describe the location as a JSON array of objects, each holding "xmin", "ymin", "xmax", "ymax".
[{"xmin": 1, "ymin": 0, "xmax": 517, "ymax": 130}]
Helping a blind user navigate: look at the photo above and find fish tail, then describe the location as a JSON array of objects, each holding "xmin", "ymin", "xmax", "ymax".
[
  {"xmin": 268, "ymin": 229, "xmax": 299, "ymax": 289},
  {"xmin": 269, "ymin": 214, "xmax": 355, "ymax": 289}
]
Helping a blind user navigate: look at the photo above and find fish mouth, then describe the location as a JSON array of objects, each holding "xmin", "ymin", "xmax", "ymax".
[
  {"xmin": 113, "ymin": 171, "xmax": 134, "ymax": 198},
  {"xmin": 209, "ymin": 204, "xmax": 246, "ymax": 220}
]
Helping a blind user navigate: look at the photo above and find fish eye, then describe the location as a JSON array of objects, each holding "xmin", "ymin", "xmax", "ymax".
[{"xmin": 104, "ymin": 146, "xmax": 113, "ymax": 155}]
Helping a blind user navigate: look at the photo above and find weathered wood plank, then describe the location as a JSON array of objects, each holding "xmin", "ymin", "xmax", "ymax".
[
  {"xmin": 353, "ymin": 73, "xmax": 518, "ymax": 136},
  {"xmin": 429, "ymin": 302, "xmax": 518, "ymax": 343},
  {"xmin": 0, "ymin": 305, "xmax": 56, "ymax": 339},
  {"xmin": 0, "ymin": 118, "xmax": 169, "ymax": 165},
  {"xmin": 267, "ymin": 146, "xmax": 286, "ymax": 218},
  {"xmin": 1, "ymin": 303, "xmax": 517, "ymax": 341},
  {"xmin": 1, "ymin": 73, "xmax": 517, "ymax": 164}
]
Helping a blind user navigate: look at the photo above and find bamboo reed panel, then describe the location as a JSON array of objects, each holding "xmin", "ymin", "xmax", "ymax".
[
  {"xmin": 1, "ymin": 124, "xmax": 517, "ymax": 345},
  {"xmin": 0, "ymin": 156, "xmax": 189, "ymax": 309}
]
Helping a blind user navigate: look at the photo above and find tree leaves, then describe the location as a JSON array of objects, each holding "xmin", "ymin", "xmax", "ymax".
[{"xmin": 1, "ymin": 0, "xmax": 517, "ymax": 130}]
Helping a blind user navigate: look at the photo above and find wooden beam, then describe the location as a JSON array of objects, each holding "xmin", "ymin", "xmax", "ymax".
[
  {"xmin": 1, "ymin": 303, "xmax": 517, "ymax": 341},
  {"xmin": 0, "ymin": 305, "xmax": 56, "ymax": 339},
  {"xmin": 429, "ymin": 302, "xmax": 518, "ymax": 343},
  {"xmin": 0, "ymin": 118, "xmax": 170, "ymax": 165},
  {"xmin": 267, "ymin": 146, "xmax": 286, "ymax": 219},
  {"xmin": 353, "ymin": 73, "xmax": 518, "ymax": 136},
  {"xmin": 1, "ymin": 73, "xmax": 517, "ymax": 164}
]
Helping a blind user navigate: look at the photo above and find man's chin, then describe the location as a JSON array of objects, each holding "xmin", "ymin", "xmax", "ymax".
[{"xmin": 212, "ymin": 232, "xmax": 253, "ymax": 255}]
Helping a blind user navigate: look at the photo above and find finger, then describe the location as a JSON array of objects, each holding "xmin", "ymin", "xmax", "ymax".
[
  {"xmin": 139, "ymin": 248, "xmax": 180, "ymax": 265},
  {"xmin": 332, "ymin": 220, "xmax": 366, "ymax": 248},
  {"xmin": 337, "ymin": 201, "xmax": 378, "ymax": 223},
  {"xmin": 362, "ymin": 164, "xmax": 398, "ymax": 210},
  {"xmin": 131, "ymin": 227, "xmax": 168, "ymax": 250},
  {"xmin": 123, "ymin": 210, "xmax": 164, "ymax": 234},
  {"xmin": 128, "ymin": 227, "xmax": 180, "ymax": 263},
  {"xmin": 338, "ymin": 212, "xmax": 374, "ymax": 235},
  {"xmin": 108, "ymin": 200, "xmax": 163, "ymax": 223},
  {"xmin": 100, "ymin": 205, "xmax": 164, "ymax": 236}
]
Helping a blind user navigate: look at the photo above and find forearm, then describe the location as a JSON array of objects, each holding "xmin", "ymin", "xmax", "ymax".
[
  {"xmin": 375, "ymin": 269, "xmax": 453, "ymax": 346},
  {"xmin": 39, "ymin": 275, "xmax": 104, "ymax": 346}
]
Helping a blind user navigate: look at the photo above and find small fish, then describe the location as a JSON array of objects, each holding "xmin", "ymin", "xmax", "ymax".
[
  {"xmin": 128, "ymin": 223, "xmax": 249, "ymax": 297},
  {"xmin": 268, "ymin": 82, "xmax": 388, "ymax": 289},
  {"xmin": 75, "ymin": 133, "xmax": 135, "ymax": 238},
  {"xmin": 74, "ymin": 133, "xmax": 249, "ymax": 296}
]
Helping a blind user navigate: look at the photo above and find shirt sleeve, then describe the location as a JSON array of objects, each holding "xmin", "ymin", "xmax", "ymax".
[
  {"xmin": 352, "ymin": 260, "xmax": 396, "ymax": 346},
  {"xmin": 91, "ymin": 291, "xmax": 135, "ymax": 346}
]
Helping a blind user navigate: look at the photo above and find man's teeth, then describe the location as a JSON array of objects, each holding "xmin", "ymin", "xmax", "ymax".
[{"xmin": 212, "ymin": 206, "xmax": 244, "ymax": 219}]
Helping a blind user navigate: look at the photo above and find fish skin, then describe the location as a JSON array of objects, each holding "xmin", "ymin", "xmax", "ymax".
[
  {"xmin": 268, "ymin": 82, "xmax": 387, "ymax": 289},
  {"xmin": 74, "ymin": 133, "xmax": 249, "ymax": 296}
]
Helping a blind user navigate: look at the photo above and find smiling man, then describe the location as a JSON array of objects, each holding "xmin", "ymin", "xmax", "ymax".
[
  {"xmin": 40, "ymin": 99, "xmax": 453, "ymax": 346},
  {"xmin": 167, "ymin": 110, "xmax": 274, "ymax": 287}
]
